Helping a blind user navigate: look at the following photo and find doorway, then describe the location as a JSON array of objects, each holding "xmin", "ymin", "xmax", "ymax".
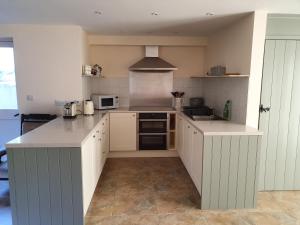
[
  {"xmin": 0, "ymin": 38, "xmax": 18, "ymax": 225},
  {"xmin": 0, "ymin": 38, "xmax": 19, "ymax": 148},
  {"xmin": 259, "ymin": 40, "xmax": 300, "ymax": 191}
]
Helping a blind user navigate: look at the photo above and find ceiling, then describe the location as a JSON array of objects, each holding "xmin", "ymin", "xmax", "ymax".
[{"xmin": 0, "ymin": 0, "xmax": 300, "ymax": 36}]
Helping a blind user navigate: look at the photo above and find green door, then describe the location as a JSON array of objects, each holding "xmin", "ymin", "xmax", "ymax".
[{"xmin": 259, "ymin": 40, "xmax": 300, "ymax": 191}]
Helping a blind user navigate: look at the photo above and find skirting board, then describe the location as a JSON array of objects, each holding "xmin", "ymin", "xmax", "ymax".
[{"xmin": 108, "ymin": 150, "xmax": 179, "ymax": 158}]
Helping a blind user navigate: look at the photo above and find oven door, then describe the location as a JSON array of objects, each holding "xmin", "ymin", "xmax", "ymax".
[
  {"xmin": 139, "ymin": 120, "xmax": 167, "ymax": 133},
  {"xmin": 139, "ymin": 134, "xmax": 167, "ymax": 150}
]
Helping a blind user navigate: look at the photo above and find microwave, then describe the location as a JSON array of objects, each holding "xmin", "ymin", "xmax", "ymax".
[{"xmin": 92, "ymin": 94, "xmax": 119, "ymax": 110}]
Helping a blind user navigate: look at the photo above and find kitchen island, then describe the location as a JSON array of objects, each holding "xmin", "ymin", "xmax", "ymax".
[
  {"xmin": 6, "ymin": 112, "xmax": 110, "ymax": 225},
  {"xmin": 6, "ymin": 110, "xmax": 262, "ymax": 225}
]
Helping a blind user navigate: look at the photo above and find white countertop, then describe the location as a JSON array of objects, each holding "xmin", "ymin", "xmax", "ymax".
[
  {"xmin": 179, "ymin": 113, "xmax": 263, "ymax": 136},
  {"xmin": 6, "ymin": 112, "xmax": 107, "ymax": 148},
  {"xmin": 6, "ymin": 108, "xmax": 262, "ymax": 149}
]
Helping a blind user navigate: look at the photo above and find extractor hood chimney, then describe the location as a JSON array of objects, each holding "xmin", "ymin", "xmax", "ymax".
[{"xmin": 129, "ymin": 46, "xmax": 177, "ymax": 71}]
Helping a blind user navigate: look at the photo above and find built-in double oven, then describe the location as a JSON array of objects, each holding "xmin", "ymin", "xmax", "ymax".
[{"xmin": 138, "ymin": 113, "xmax": 168, "ymax": 150}]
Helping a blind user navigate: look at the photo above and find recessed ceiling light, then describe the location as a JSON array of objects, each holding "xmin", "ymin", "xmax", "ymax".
[
  {"xmin": 206, "ymin": 12, "xmax": 214, "ymax": 16},
  {"xmin": 94, "ymin": 11, "xmax": 102, "ymax": 15},
  {"xmin": 151, "ymin": 12, "xmax": 159, "ymax": 16}
]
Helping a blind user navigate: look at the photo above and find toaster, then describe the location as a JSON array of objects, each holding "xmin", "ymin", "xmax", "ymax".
[{"xmin": 63, "ymin": 102, "xmax": 77, "ymax": 119}]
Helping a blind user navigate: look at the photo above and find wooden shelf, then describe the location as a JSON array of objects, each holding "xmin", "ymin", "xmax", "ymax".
[{"xmin": 191, "ymin": 75, "xmax": 249, "ymax": 78}]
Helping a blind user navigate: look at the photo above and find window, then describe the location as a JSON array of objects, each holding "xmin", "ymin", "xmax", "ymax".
[{"xmin": 0, "ymin": 41, "xmax": 18, "ymax": 109}]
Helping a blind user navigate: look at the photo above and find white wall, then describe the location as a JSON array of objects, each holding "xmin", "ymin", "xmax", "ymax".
[
  {"xmin": 203, "ymin": 78, "xmax": 249, "ymax": 123},
  {"xmin": 245, "ymin": 11, "xmax": 268, "ymax": 128},
  {"xmin": 0, "ymin": 25, "xmax": 87, "ymax": 115},
  {"xmin": 81, "ymin": 31, "xmax": 92, "ymax": 100},
  {"xmin": 206, "ymin": 13, "xmax": 254, "ymax": 75},
  {"xmin": 203, "ymin": 11, "xmax": 267, "ymax": 125},
  {"xmin": 203, "ymin": 13, "xmax": 255, "ymax": 123}
]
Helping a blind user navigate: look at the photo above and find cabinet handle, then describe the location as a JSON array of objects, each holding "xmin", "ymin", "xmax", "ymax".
[
  {"xmin": 188, "ymin": 125, "xmax": 190, "ymax": 128},
  {"xmin": 194, "ymin": 131, "xmax": 197, "ymax": 134},
  {"xmin": 93, "ymin": 135, "xmax": 96, "ymax": 138},
  {"xmin": 133, "ymin": 114, "xmax": 136, "ymax": 117}
]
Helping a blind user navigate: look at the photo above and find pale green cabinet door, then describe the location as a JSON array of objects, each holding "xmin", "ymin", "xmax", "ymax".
[{"xmin": 259, "ymin": 40, "xmax": 300, "ymax": 191}]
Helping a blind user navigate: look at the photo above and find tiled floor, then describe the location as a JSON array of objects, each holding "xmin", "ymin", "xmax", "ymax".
[
  {"xmin": 85, "ymin": 158, "xmax": 300, "ymax": 225},
  {"xmin": 1, "ymin": 157, "xmax": 300, "ymax": 225}
]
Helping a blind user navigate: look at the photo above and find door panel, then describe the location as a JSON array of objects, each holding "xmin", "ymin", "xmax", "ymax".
[
  {"xmin": 275, "ymin": 41, "xmax": 296, "ymax": 189},
  {"xmin": 264, "ymin": 40, "xmax": 285, "ymax": 190},
  {"xmin": 259, "ymin": 40, "xmax": 300, "ymax": 190},
  {"xmin": 191, "ymin": 129, "xmax": 203, "ymax": 194},
  {"xmin": 110, "ymin": 113, "xmax": 137, "ymax": 151}
]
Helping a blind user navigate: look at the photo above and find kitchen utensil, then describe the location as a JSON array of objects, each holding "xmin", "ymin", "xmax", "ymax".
[{"xmin": 171, "ymin": 91, "xmax": 185, "ymax": 98}]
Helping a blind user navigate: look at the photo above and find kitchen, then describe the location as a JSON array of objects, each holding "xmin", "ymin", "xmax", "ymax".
[{"xmin": 1, "ymin": 6, "xmax": 300, "ymax": 225}]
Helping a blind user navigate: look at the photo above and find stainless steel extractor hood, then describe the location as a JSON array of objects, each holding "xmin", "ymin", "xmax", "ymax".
[{"xmin": 129, "ymin": 46, "xmax": 177, "ymax": 71}]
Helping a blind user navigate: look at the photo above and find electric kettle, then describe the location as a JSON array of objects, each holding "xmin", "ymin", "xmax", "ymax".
[{"xmin": 83, "ymin": 100, "xmax": 94, "ymax": 115}]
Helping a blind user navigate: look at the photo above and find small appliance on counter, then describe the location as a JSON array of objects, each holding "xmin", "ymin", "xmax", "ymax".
[
  {"xmin": 83, "ymin": 100, "xmax": 94, "ymax": 115},
  {"xmin": 183, "ymin": 97, "xmax": 221, "ymax": 121},
  {"xmin": 63, "ymin": 102, "xmax": 77, "ymax": 119},
  {"xmin": 189, "ymin": 97, "xmax": 204, "ymax": 107},
  {"xmin": 92, "ymin": 94, "xmax": 119, "ymax": 110}
]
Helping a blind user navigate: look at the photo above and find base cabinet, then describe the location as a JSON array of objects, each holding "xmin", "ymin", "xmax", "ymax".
[
  {"xmin": 177, "ymin": 114, "xmax": 261, "ymax": 209},
  {"xmin": 182, "ymin": 121, "xmax": 193, "ymax": 174},
  {"xmin": 82, "ymin": 114, "xmax": 109, "ymax": 215},
  {"xmin": 191, "ymin": 129, "xmax": 203, "ymax": 194},
  {"xmin": 109, "ymin": 113, "xmax": 137, "ymax": 151}
]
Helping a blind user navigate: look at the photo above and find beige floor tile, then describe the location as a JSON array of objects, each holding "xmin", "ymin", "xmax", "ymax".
[
  {"xmin": 203, "ymin": 211, "xmax": 249, "ymax": 225},
  {"xmin": 112, "ymin": 193, "xmax": 158, "ymax": 216},
  {"xmin": 155, "ymin": 191, "xmax": 200, "ymax": 214},
  {"xmin": 86, "ymin": 192, "xmax": 114, "ymax": 217},
  {"xmin": 85, "ymin": 216, "xmax": 117, "ymax": 225},
  {"xmin": 116, "ymin": 214, "xmax": 160, "ymax": 225},
  {"xmin": 240, "ymin": 211, "xmax": 299, "ymax": 225},
  {"xmin": 158, "ymin": 213, "xmax": 207, "ymax": 225},
  {"xmin": 85, "ymin": 158, "xmax": 300, "ymax": 225}
]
